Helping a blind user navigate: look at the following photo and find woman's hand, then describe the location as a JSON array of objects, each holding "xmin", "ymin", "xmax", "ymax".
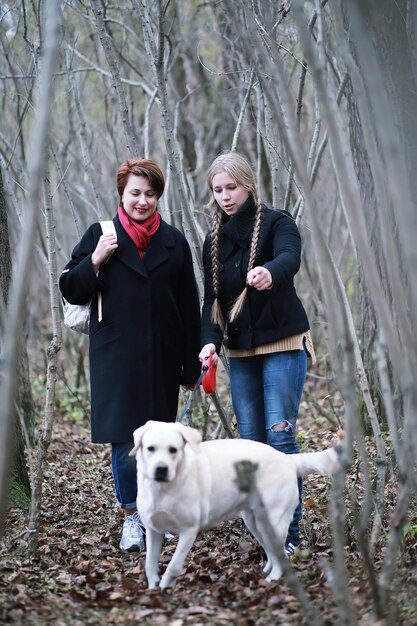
[
  {"xmin": 247, "ymin": 266, "xmax": 273, "ymax": 291},
  {"xmin": 199, "ymin": 343, "xmax": 219, "ymax": 366},
  {"xmin": 91, "ymin": 234, "xmax": 118, "ymax": 273}
]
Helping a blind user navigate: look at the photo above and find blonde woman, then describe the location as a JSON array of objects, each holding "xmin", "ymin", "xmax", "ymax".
[{"xmin": 199, "ymin": 152, "xmax": 315, "ymax": 556}]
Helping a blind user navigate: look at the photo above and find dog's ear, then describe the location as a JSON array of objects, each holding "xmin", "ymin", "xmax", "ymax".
[
  {"xmin": 129, "ymin": 422, "xmax": 152, "ymax": 456},
  {"xmin": 175, "ymin": 423, "xmax": 202, "ymax": 452},
  {"xmin": 129, "ymin": 420, "xmax": 163, "ymax": 456},
  {"xmin": 129, "ymin": 428, "xmax": 142, "ymax": 456}
]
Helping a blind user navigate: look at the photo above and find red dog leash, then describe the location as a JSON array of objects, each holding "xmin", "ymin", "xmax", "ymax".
[{"xmin": 176, "ymin": 355, "xmax": 217, "ymax": 423}]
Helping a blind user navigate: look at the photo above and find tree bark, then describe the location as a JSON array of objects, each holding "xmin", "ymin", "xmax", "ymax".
[
  {"xmin": 0, "ymin": 164, "xmax": 33, "ymax": 509},
  {"xmin": 0, "ymin": 0, "xmax": 61, "ymax": 531}
]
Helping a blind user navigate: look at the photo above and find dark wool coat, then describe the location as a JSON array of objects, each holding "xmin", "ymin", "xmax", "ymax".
[
  {"xmin": 201, "ymin": 195, "xmax": 310, "ymax": 353},
  {"xmin": 60, "ymin": 215, "xmax": 201, "ymax": 443}
]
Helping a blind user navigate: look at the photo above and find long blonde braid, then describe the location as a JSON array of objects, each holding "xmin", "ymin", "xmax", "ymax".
[
  {"xmin": 206, "ymin": 152, "xmax": 262, "ymax": 328},
  {"xmin": 210, "ymin": 207, "xmax": 226, "ymax": 329},
  {"xmin": 228, "ymin": 201, "xmax": 263, "ymax": 322}
]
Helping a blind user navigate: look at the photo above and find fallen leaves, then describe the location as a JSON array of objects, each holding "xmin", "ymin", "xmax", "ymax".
[{"xmin": 0, "ymin": 414, "xmax": 416, "ymax": 625}]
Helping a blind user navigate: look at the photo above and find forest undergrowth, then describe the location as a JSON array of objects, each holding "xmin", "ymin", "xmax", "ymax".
[{"xmin": 0, "ymin": 379, "xmax": 416, "ymax": 626}]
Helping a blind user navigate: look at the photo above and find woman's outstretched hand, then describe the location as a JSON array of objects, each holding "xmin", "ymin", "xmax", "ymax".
[{"xmin": 247, "ymin": 266, "xmax": 273, "ymax": 291}]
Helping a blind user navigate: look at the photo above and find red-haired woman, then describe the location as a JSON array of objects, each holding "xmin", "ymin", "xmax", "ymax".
[{"xmin": 60, "ymin": 158, "xmax": 201, "ymax": 552}]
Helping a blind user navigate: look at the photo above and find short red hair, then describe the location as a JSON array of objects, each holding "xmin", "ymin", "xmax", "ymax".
[{"xmin": 117, "ymin": 158, "xmax": 165, "ymax": 201}]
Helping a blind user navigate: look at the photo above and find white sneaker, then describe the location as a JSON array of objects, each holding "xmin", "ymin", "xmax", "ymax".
[
  {"xmin": 285, "ymin": 541, "xmax": 299, "ymax": 558},
  {"xmin": 119, "ymin": 512, "xmax": 145, "ymax": 552}
]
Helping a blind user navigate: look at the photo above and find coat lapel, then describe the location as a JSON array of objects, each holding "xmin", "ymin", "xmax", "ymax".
[
  {"xmin": 143, "ymin": 221, "xmax": 175, "ymax": 272},
  {"xmin": 114, "ymin": 216, "xmax": 176, "ymax": 275}
]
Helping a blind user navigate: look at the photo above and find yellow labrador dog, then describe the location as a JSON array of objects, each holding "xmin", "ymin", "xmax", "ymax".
[{"xmin": 130, "ymin": 420, "xmax": 340, "ymax": 589}]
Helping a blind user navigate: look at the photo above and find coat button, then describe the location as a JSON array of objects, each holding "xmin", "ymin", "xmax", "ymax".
[{"xmin": 234, "ymin": 260, "xmax": 240, "ymax": 267}]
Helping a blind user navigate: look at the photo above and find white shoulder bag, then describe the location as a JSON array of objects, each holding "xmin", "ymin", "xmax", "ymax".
[{"xmin": 62, "ymin": 220, "xmax": 117, "ymax": 334}]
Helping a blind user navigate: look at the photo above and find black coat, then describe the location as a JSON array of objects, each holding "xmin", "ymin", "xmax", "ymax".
[
  {"xmin": 60, "ymin": 215, "xmax": 201, "ymax": 443},
  {"xmin": 201, "ymin": 196, "xmax": 310, "ymax": 352}
]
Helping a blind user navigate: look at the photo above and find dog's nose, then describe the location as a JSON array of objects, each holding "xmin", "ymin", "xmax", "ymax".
[{"xmin": 154, "ymin": 465, "xmax": 169, "ymax": 482}]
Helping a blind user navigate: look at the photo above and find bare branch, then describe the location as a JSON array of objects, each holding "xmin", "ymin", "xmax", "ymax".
[{"xmin": 89, "ymin": 0, "xmax": 139, "ymax": 157}]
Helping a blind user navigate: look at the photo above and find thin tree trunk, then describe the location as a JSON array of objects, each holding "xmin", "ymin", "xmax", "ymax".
[
  {"xmin": 0, "ymin": 164, "xmax": 32, "ymax": 507},
  {"xmin": 89, "ymin": 0, "xmax": 139, "ymax": 157},
  {"xmin": 134, "ymin": 0, "xmax": 204, "ymax": 291},
  {"xmin": 0, "ymin": 0, "xmax": 61, "ymax": 531},
  {"xmin": 27, "ymin": 169, "xmax": 62, "ymax": 554},
  {"xmin": 234, "ymin": 460, "xmax": 323, "ymax": 626}
]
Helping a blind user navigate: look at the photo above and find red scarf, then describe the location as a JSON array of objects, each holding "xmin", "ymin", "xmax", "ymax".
[{"xmin": 118, "ymin": 205, "xmax": 161, "ymax": 258}]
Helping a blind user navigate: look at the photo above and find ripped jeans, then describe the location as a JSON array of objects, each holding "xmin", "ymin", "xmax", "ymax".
[{"xmin": 229, "ymin": 348, "xmax": 307, "ymax": 545}]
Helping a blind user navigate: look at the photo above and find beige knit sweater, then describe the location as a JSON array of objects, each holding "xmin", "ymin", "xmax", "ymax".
[{"xmin": 228, "ymin": 331, "xmax": 316, "ymax": 364}]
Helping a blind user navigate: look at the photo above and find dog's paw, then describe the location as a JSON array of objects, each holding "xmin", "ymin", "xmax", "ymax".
[
  {"xmin": 265, "ymin": 568, "xmax": 283, "ymax": 582},
  {"xmin": 147, "ymin": 576, "xmax": 161, "ymax": 589},
  {"xmin": 159, "ymin": 572, "xmax": 176, "ymax": 590}
]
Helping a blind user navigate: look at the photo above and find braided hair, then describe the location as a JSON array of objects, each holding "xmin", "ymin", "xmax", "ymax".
[{"xmin": 206, "ymin": 152, "xmax": 263, "ymax": 328}]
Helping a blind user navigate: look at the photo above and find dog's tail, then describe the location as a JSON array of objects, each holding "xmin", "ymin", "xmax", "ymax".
[{"xmin": 292, "ymin": 431, "xmax": 344, "ymax": 478}]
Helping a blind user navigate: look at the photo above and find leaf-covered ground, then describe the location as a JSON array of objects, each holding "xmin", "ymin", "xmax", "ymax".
[{"xmin": 1, "ymin": 404, "xmax": 416, "ymax": 625}]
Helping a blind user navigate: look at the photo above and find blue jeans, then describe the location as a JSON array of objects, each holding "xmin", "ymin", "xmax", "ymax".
[
  {"xmin": 229, "ymin": 349, "xmax": 307, "ymax": 545},
  {"xmin": 111, "ymin": 442, "xmax": 137, "ymax": 510}
]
